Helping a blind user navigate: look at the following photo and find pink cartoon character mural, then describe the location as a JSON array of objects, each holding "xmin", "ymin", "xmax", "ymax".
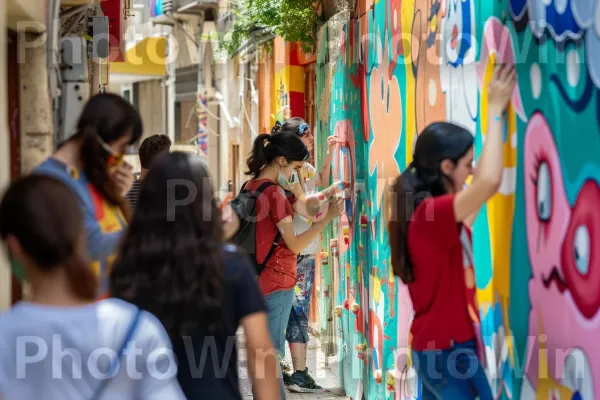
[
  {"xmin": 332, "ymin": 120, "xmax": 356, "ymax": 255},
  {"xmin": 522, "ymin": 112, "xmax": 599, "ymax": 398},
  {"xmin": 368, "ymin": 30, "xmax": 402, "ymax": 210}
]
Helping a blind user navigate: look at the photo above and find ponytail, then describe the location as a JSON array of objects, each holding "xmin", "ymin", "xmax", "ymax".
[
  {"xmin": 389, "ymin": 161, "xmax": 448, "ymax": 284},
  {"xmin": 246, "ymin": 134, "xmax": 272, "ymax": 177},
  {"xmin": 245, "ymin": 132, "xmax": 310, "ymax": 177},
  {"xmin": 79, "ymin": 127, "xmax": 132, "ymax": 222},
  {"xmin": 63, "ymin": 252, "xmax": 98, "ymax": 300},
  {"xmin": 389, "ymin": 172, "xmax": 414, "ymax": 283}
]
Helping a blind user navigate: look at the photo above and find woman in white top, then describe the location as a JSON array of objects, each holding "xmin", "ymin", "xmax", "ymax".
[
  {"xmin": 0, "ymin": 174, "xmax": 184, "ymax": 400},
  {"xmin": 272, "ymin": 118, "xmax": 338, "ymax": 392}
]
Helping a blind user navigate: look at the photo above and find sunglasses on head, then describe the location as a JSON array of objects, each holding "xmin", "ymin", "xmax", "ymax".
[{"xmin": 297, "ymin": 123, "xmax": 311, "ymax": 137}]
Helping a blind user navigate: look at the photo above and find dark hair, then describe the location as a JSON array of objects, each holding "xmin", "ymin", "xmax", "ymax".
[
  {"xmin": 389, "ymin": 122, "xmax": 473, "ymax": 284},
  {"xmin": 278, "ymin": 117, "xmax": 310, "ymax": 136},
  {"xmin": 110, "ymin": 152, "xmax": 224, "ymax": 337},
  {"xmin": 139, "ymin": 134, "xmax": 172, "ymax": 169},
  {"xmin": 0, "ymin": 175, "xmax": 97, "ymax": 299},
  {"xmin": 245, "ymin": 132, "xmax": 309, "ymax": 177},
  {"xmin": 74, "ymin": 93, "xmax": 143, "ymax": 222}
]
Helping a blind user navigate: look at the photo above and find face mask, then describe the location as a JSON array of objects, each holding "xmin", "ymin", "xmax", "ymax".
[
  {"xmin": 9, "ymin": 253, "xmax": 26, "ymax": 282},
  {"xmin": 277, "ymin": 165, "xmax": 298, "ymax": 189}
]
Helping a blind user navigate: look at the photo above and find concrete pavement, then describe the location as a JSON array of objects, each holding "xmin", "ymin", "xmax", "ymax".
[{"xmin": 237, "ymin": 329, "xmax": 349, "ymax": 399}]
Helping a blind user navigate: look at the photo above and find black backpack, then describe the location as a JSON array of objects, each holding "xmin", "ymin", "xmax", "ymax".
[{"xmin": 229, "ymin": 181, "xmax": 282, "ymax": 275}]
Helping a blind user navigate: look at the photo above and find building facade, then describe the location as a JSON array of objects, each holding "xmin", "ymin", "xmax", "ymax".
[{"xmin": 1, "ymin": 0, "xmax": 131, "ymax": 309}]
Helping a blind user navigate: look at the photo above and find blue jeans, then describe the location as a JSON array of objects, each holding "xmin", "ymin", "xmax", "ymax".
[
  {"xmin": 264, "ymin": 289, "xmax": 294, "ymax": 399},
  {"xmin": 411, "ymin": 340, "xmax": 493, "ymax": 400}
]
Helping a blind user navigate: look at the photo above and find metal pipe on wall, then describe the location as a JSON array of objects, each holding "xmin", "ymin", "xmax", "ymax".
[{"xmin": 47, "ymin": 0, "xmax": 62, "ymax": 148}]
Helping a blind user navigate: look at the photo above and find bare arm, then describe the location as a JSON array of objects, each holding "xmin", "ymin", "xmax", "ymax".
[
  {"xmin": 242, "ymin": 313, "xmax": 280, "ymax": 400},
  {"xmin": 278, "ymin": 197, "xmax": 343, "ymax": 254},
  {"xmin": 454, "ymin": 65, "xmax": 516, "ymax": 223},
  {"xmin": 222, "ymin": 203, "xmax": 240, "ymax": 240},
  {"xmin": 292, "ymin": 184, "xmax": 340, "ymax": 223}
]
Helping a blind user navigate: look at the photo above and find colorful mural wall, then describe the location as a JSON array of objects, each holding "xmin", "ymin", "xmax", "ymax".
[{"xmin": 314, "ymin": 0, "xmax": 600, "ymax": 398}]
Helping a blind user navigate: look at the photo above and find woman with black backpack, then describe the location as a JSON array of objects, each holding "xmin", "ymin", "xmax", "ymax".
[{"xmin": 239, "ymin": 132, "xmax": 343, "ymax": 399}]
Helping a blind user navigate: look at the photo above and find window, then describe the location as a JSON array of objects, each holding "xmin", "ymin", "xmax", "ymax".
[
  {"xmin": 123, "ymin": 88, "xmax": 132, "ymax": 102},
  {"xmin": 121, "ymin": 84, "xmax": 139, "ymax": 109}
]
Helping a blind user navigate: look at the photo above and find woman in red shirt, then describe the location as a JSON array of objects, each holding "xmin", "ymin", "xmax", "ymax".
[
  {"xmin": 388, "ymin": 65, "xmax": 516, "ymax": 399},
  {"xmin": 244, "ymin": 132, "xmax": 343, "ymax": 399}
]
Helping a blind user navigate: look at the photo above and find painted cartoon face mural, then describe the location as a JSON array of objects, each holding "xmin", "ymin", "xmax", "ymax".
[
  {"xmin": 523, "ymin": 113, "xmax": 599, "ymax": 399},
  {"xmin": 368, "ymin": 31, "xmax": 402, "ymax": 210},
  {"xmin": 314, "ymin": 0, "xmax": 600, "ymax": 399},
  {"xmin": 439, "ymin": 0, "xmax": 478, "ymax": 133}
]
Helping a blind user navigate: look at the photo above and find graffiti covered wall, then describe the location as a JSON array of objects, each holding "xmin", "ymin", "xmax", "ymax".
[{"xmin": 314, "ymin": 0, "xmax": 600, "ymax": 398}]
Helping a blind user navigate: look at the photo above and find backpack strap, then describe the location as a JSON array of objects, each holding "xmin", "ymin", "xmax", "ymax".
[
  {"xmin": 249, "ymin": 181, "xmax": 283, "ymax": 268},
  {"xmin": 91, "ymin": 308, "xmax": 142, "ymax": 400}
]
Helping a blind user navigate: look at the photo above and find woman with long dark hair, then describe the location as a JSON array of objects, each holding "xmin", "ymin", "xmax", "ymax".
[
  {"xmin": 242, "ymin": 132, "xmax": 343, "ymax": 398},
  {"xmin": 272, "ymin": 118, "xmax": 338, "ymax": 392},
  {"xmin": 34, "ymin": 93, "xmax": 141, "ymax": 299},
  {"xmin": 110, "ymin": 152, "xmax": 280, "ymax": 400},
  {"xmin": 388, "ymin": 65, "xmax": 516, "ymax": 399},
  {"xmin": 0, "ymin": 175, "xmax": 184, "ymax": 399}
]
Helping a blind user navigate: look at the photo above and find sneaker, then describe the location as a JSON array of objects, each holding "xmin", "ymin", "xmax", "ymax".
[
  {"xmin": 287, "ymin": 368, "xmax": 324, "ymax": 393},
  {"xmin": 283, "ymin": 370, "xmax": 292, "ymax": 385}
]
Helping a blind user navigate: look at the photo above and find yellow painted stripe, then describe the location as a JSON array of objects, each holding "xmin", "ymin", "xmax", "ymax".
[
  {"xmin": 288, "ymin": 65, "xmax": 305, "ymax": 93},
  {"xmin": 110, "ymin": 37, "xmax": 167, "ymax": 76},
  {"xmin": 402, "ymin": 0, "xmax": 416, "ymax": 166}
]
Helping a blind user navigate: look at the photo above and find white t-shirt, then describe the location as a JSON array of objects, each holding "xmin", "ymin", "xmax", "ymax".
[
  {"xmin": 293, "ymin": 162, "xmax": 319, "ymax": 255},
  {"xmin": 0, "ymin": 298, "xmax": 185, "ymax": 400}
]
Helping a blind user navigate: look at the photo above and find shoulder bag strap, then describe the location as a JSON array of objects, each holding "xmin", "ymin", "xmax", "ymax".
[
  {"xmin": 252, "ymin": 181, "xmax": 283, "ymax": 268},
  {"xmin": 91, "ymin": 308, "xmax": 142, "ymax": 400}
]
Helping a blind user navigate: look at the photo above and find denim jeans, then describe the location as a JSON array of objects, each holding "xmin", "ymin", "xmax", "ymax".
[
  {"xmin": 411, "ymin": 340, "xmax": 493, "ymax": 400},
  {"xmin": 264, "ymin": 289, "xmax": 294, "ymax": 399}
]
